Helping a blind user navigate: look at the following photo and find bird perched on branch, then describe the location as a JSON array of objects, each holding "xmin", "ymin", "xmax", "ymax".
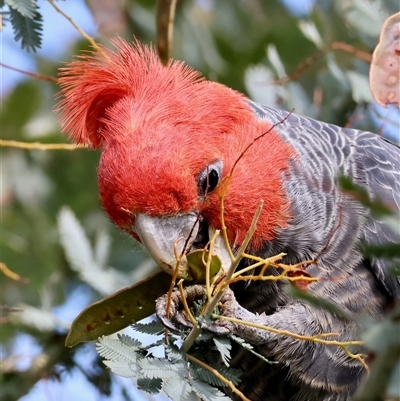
[{"xmin": 57, "ymin": 38, "xmax": 400, "ymax": 401}]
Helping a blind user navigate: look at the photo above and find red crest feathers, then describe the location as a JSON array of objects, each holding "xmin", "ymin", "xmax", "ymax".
[{"xmin": 57, "ymin": 38, "xmax": 202, "ymax": 148}]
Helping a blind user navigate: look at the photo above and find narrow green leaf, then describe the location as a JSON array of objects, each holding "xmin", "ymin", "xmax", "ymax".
[
  {"xmin": 339, "ymin": 176, "xmax": 394, "ymax": 216},
  {"xmin": 65, "ymin": 271, "xmax": 172, "ymax": 347},
  {"xmin": 361, "ymin": 243, "xmax": 400, "ymax": 259},
  {"xmin": 230, "ymin": 335, "xmax": 276, "ymax": 365},
  {"xmin": 286, "ymin": 286, "xmax": 352, "ymax": 320}
]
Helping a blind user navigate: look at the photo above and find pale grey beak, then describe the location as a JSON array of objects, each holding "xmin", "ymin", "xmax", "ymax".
[{"xmin": 134, "ymin": 213, "xmax": 232, "ymax": 279}]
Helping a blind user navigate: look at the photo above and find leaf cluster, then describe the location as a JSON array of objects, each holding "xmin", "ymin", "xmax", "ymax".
[
  {"xmin": 96, "ymin": 322, "xmax": 241, "ymax": 401},
  {"xmin": 2, "ymin": 0, "xmax": 43, "ymax": 52}
]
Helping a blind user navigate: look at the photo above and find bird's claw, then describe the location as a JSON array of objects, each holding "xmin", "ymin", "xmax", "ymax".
[{"xmin": 155, "ymin": 285, "xmax": 238, "ymax": 336}]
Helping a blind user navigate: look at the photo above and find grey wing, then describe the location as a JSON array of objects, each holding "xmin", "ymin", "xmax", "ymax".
[
  {"xmin": 249, "ymin": 100, "xmax": 400, "ymax": 297},
  {"xmin": 350, "ymin": 131, "xmax": 400, "ymax": 297}
]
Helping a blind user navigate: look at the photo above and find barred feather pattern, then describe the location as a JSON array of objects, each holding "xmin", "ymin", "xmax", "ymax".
[{"xmin": 227, "ymin": 102, "xmax": 400, "ymax": 401}]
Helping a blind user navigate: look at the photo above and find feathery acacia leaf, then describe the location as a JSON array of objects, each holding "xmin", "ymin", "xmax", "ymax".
[
  {"xmin": 5, "ymin": 0, "xmax": 36, "ymax": 18},
  {"xmin": 213, "ymin": 337, "xmax": 231, "ymax": 367},
  {"xmin": 137, "ymin": 377, "xmax": 163, "ymax": 395},
  {"xmin": 133, "ymin": 320, "xmax": 165, "ymax": 335},
  {"xmin": 96, "ymin": 336, "xmax": 139, "ymax": 362},
  {"xmin": 9, "ymin": 6, "xmax": 42, "ymax": 52},
  {"xmin": 191, "ymin": 380, "xmax": 231, "ymax": 401},
  {"xmin": 138, "ymin": 357, "xmax": 188, "ymax": 380},
  {"xmin": 103, "ymin": 359, "xmax": 138, "ymax": 378},
  {"xmin": 163, "ymin": 378, "xmax": 192, "ymax": 401}
]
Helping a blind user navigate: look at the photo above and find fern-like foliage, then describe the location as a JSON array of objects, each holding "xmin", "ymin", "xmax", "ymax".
[
  {"xmin": 97, "ymin": 329, "xmax": 242, "ymax": 401},
  {"xmin": 3, "ymin": 0, "xmax": 43, "ymax": 52}
]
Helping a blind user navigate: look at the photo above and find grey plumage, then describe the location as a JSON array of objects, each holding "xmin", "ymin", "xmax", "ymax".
[{"xmin": 224, "ymin": 102, "xmax": 400, "ymax": 400}]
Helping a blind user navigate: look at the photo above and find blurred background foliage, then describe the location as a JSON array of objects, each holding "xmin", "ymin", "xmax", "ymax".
[{"xmin": 1, "ymin": 0, "xmax": 399, "ymax": 400}]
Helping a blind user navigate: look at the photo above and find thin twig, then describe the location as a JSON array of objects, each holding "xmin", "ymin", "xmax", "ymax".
[
  {"xmin": 166, "ymin": 238, "xmax": 185, "ymax": 319},
  {"xmin": 47, "ymin": 0, "xmax": 101, "ymax": 52},
  {"xmin": 0, "ymin": 62, "xmax": 57, "ymax": 83},
  {"xmin": 272, "ymin": 41, "xmax": 372, "ymax": 86},
  {"xmin": 0, "ymin": 263, "xmax": 29, "ymax": 283},
  {"xmin": 178, "ymin": 280, "xmax": 197, "ymax": 326},
  {"xmin": 182, "ymin": 201, "xmax": 264, "ymax": 353},
  {"xmin": 156, "ymin": 0, "xmax": 178, "ymax": 65},
  {"xmin": 214, "ymin": 314, "xmax": 367, "ymax": 370},
  {"xmin": 0, "ymin": 139, "xmax": 80, "ymax": 150},
  {"xmin": 205, "ymin": 229, "xmax": 219, "ymax": 300}
]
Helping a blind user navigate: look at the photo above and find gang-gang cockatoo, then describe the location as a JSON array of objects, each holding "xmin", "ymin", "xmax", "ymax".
[{"xmin": 57, "ymin": 39, "xmax": 400, "ymax": 401}]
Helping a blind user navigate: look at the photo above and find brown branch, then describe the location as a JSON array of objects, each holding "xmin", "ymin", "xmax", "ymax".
[
  {"xmin": 272, "ymin": 41, "xmax": 372, "ymax": 86},
  {"xmin": 156, "ymin": 0, "xmax": 178, "ymax": 65},
  {"xmin": 47, "ymin": 0, "xmax": 101, "ymax": 52},
  {"xmin": 0, "ymin": 62, "xmax": 58, "ymax": 83}
]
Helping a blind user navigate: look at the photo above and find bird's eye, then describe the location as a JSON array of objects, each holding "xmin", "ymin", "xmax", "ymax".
[{"xmin": 197, "ymin": 160, "xmax": 223, "ymax": 197}]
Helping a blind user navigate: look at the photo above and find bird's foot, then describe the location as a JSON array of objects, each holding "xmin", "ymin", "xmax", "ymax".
[
  {"xmin": 155, "ymin": 285, "xmax": 238, "ymax": 336},
  {"xmin": 155, "ymin": 285, "xmax": 271, "ymax": 345}
]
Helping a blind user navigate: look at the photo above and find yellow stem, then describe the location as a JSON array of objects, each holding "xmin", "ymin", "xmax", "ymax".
[
  {"xmin": 214, "ymin": 314, "xmax": 363, "ymax": 347},
  {"xmin": 0, "ymin": 263, "xmax": 29, "ymax": 283},
  {"xmin": 47, "ymin": 0, "xmax": 101, "ymax": 52},
  {"xmin": 0, "ymin": 139, "xmax": 81, "ymax": 150},
  {"xmin": 178, "ymin": 280, "xmax": 197, "ymax": 326},
  {"xmin": 205, "ymin": 229, "xmax": 219, "ymax": 300}
]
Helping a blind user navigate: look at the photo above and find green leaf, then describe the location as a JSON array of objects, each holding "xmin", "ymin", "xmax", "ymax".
[
  {"xmin": 9, "ymin": 6, "xmax": 42, "ymax": 52},
  {"xmin": 103, "ymin": 359, "xmax": 138, "ymax": 378},
  {"xmin": 96, "ymin": 335, "xmax": 140, "ymax": 362},
  {"xmin": 5, "ymin": 0, "xmax": 37, "ymax": 19},
  {"xmin": 230, "ymin": 335, "xmax": 276, "ymax": 365},
  {"xmin": 213, "ymin": 337, "xmax": 231, "ymax": 367},
  {"xmin": 346, "ymin": 71, "xmax": 374, "ymax": 103},
  {"xmin": 65, "ymin": 271, "xmax": 172, "ymax": 347},
  {"xmin": 2, "ymin": 80, "xmax": 42, "ymax": 133},
  {"xmin": 192, "ymin": 366, "xmax": 226, "ymax": 388},
  {"xmin": 192, "ymin": 365, "xmax": 241, "ymax": 388},
  {"xmin": 361, "ymin": 243, "xmax": 400, "ymax": 259},
  {"xmin": 339, "ymin": 176, "xmax": 394, "ymax": 216},
  {"xmin": 117, "ymin": 333, "xmax": 142, "ymax": 348},
  {"xmin": 286, "ymin": 286, "xmax": 352, "ymax": 320},
  {"xmin": 137, "ymin": 377, "xmax": 162, "ymax": 395},
  {"xmin": 133, "ymin": 320, "xmax": 165, "ymax": 335},
  {"xmin": 191, "ymin": 379, "xmax": 231, "ymax": 401},
  {"xmin": 186, "ymin": 249, "xmax": 222, "ymax": 284},
  {"xmin": 163, "ymin": 378, "xmax": 192, "ymax": 401},
  {"xmin": 165, "ymin": 340, "xmax": 183, "ymax": 364},
  {"xmin": 138, "ymin": 358, "xmax": 187, "ymax": 380},
  {"xmin": 58, "ymin": 207, "xmax": 125, "ymax": 296}
]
